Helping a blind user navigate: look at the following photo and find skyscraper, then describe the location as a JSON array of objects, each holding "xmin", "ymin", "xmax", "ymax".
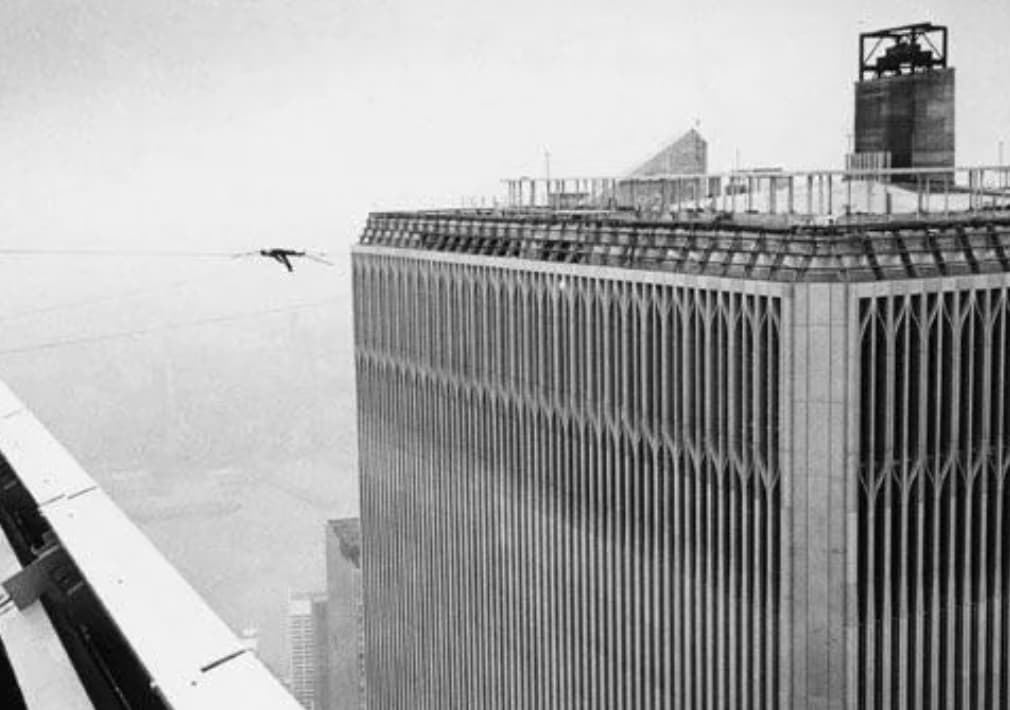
[
  {"xmin": 288, "ymin": 592, "xmax": 329, "ymax": 710},
  {"xmin": 354, "ymin": 159, "xmax": 1010, "ymax": 708},
  {"xmin": 353, "ymin": 26, "xmax": 1010, "ymax": 710},
  {"xmin": 325, "ymin": 518, "xmax": 365, "ymax": 710}
]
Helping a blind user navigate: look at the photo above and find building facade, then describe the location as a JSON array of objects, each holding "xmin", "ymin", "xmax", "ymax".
[
  {"xmin": 354, "ymin": 205, "xmax": 1010, "ymax": 709},
  {"xmin": 288, "ymin": 592, "xmax": 330, "ymax": 710},
  {"xmin": 326, "ymin": 518, "xmax": 365, "ymax": 710}
]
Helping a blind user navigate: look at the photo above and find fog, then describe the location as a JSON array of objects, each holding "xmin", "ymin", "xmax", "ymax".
[{"xmin": 0, "ymin": 0, "xmax": 1007, "ymax": 679}]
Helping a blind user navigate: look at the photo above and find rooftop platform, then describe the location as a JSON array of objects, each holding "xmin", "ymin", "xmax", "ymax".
[{"xmin": 359, "ymin": 165, "xmax": 1010, "ymax": 283}]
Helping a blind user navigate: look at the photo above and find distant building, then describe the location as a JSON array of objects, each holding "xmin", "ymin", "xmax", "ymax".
[
  {"xmin": 325, "ymin": 518, "xmax": 365, "ymax": 710},
  {"xmin": 288, "ymin": 592, "xmax": 329, "ymax": 710},
  {"xmin": 628, "ymin": 127, "xmax": 707, "ymax": 177},
  {"xmin": 240, "ymin": 627, "xmax": 261, "ymax": 655},
  {"xmin": 286, "ymin": 521, "xmax": 364, "ymax": 710}
]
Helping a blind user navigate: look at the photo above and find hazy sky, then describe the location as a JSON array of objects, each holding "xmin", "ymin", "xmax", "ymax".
[{"xmin": 1, "ymin": 0, "xmax": 1008, "ymax": 257}]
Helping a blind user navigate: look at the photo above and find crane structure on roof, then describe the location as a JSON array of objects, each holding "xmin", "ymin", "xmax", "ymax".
[{"xmin": 859, "ymin": 22, "xmax": 948, "ymax": 80}]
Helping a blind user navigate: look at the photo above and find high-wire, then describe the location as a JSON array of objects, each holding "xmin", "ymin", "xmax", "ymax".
[
  {"xmin": 0, "ymin": 241, "xmax": 337, "ymax": 328},
  {"xmin": 0, "ymin": 247, "xmax": 333, "ymax": 261},
  {"xmin": 0, "ymin": 248, "xmax": 241, "ymax": 258}
]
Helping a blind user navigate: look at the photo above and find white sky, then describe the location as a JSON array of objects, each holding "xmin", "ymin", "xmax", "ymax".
[{"xmin": 0, "ymin": 0, "xmax": 1008, "ymax": 250}]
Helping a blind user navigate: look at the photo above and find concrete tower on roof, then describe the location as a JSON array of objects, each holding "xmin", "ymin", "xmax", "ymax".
[{"xmin": 853, "ymin": 23, "xmax": 955, "ymax": 173}]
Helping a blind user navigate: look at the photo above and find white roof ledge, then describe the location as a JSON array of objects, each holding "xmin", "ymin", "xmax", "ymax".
[{"xmin": 0, "ymin": 381, "xmax": 301, "ymax": 710}]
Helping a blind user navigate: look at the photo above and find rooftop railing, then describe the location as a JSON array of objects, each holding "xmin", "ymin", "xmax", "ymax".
[{"xmin": 502, "ymin": 165, "xmax": 1010, "ymax": 225}]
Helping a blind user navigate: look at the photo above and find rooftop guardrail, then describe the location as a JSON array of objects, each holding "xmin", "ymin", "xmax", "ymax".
[{"xmin": 502, "ymin": 165, "xmax": 1010, "ymax": 226}]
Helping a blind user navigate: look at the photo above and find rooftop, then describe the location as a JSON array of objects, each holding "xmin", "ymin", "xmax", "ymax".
[{"xmin": 358, "ymin": 165, "xmax": 1010, "ymax": 283}]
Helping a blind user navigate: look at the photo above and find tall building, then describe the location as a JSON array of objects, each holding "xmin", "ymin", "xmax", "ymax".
[
  {"xmin": 325, "ymin": 518, "xmax": 365, "ymax": 710},
  {"xmin": 288, "ymin": 592, "xmax": 329, "ymax": 710},
  {"xmin": 354, "ymin": 160, "xmax": 1010, "ymax": 708},
  {"xmin": 353, "ymin": 27, "xmax": 1010, "ymax": 710},
  {"xmin": 854, "ymin": 23, "xmax": 955, "ymax": 172}
]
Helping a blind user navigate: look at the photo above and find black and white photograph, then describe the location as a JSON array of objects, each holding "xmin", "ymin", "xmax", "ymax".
[{"xmin": 0, "ymin": 1, "xmax": 1008, "ymax": 708}]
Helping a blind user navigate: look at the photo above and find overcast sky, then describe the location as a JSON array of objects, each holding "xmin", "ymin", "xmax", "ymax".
[{"xmin": 0, "ymin": 0, "xmax": 1008, "ymax": 252}]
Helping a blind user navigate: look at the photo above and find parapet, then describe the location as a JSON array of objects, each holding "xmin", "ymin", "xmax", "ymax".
[{"xmin": 359, "ymin": 165, "xmax": 1010, "ymax": 283}]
